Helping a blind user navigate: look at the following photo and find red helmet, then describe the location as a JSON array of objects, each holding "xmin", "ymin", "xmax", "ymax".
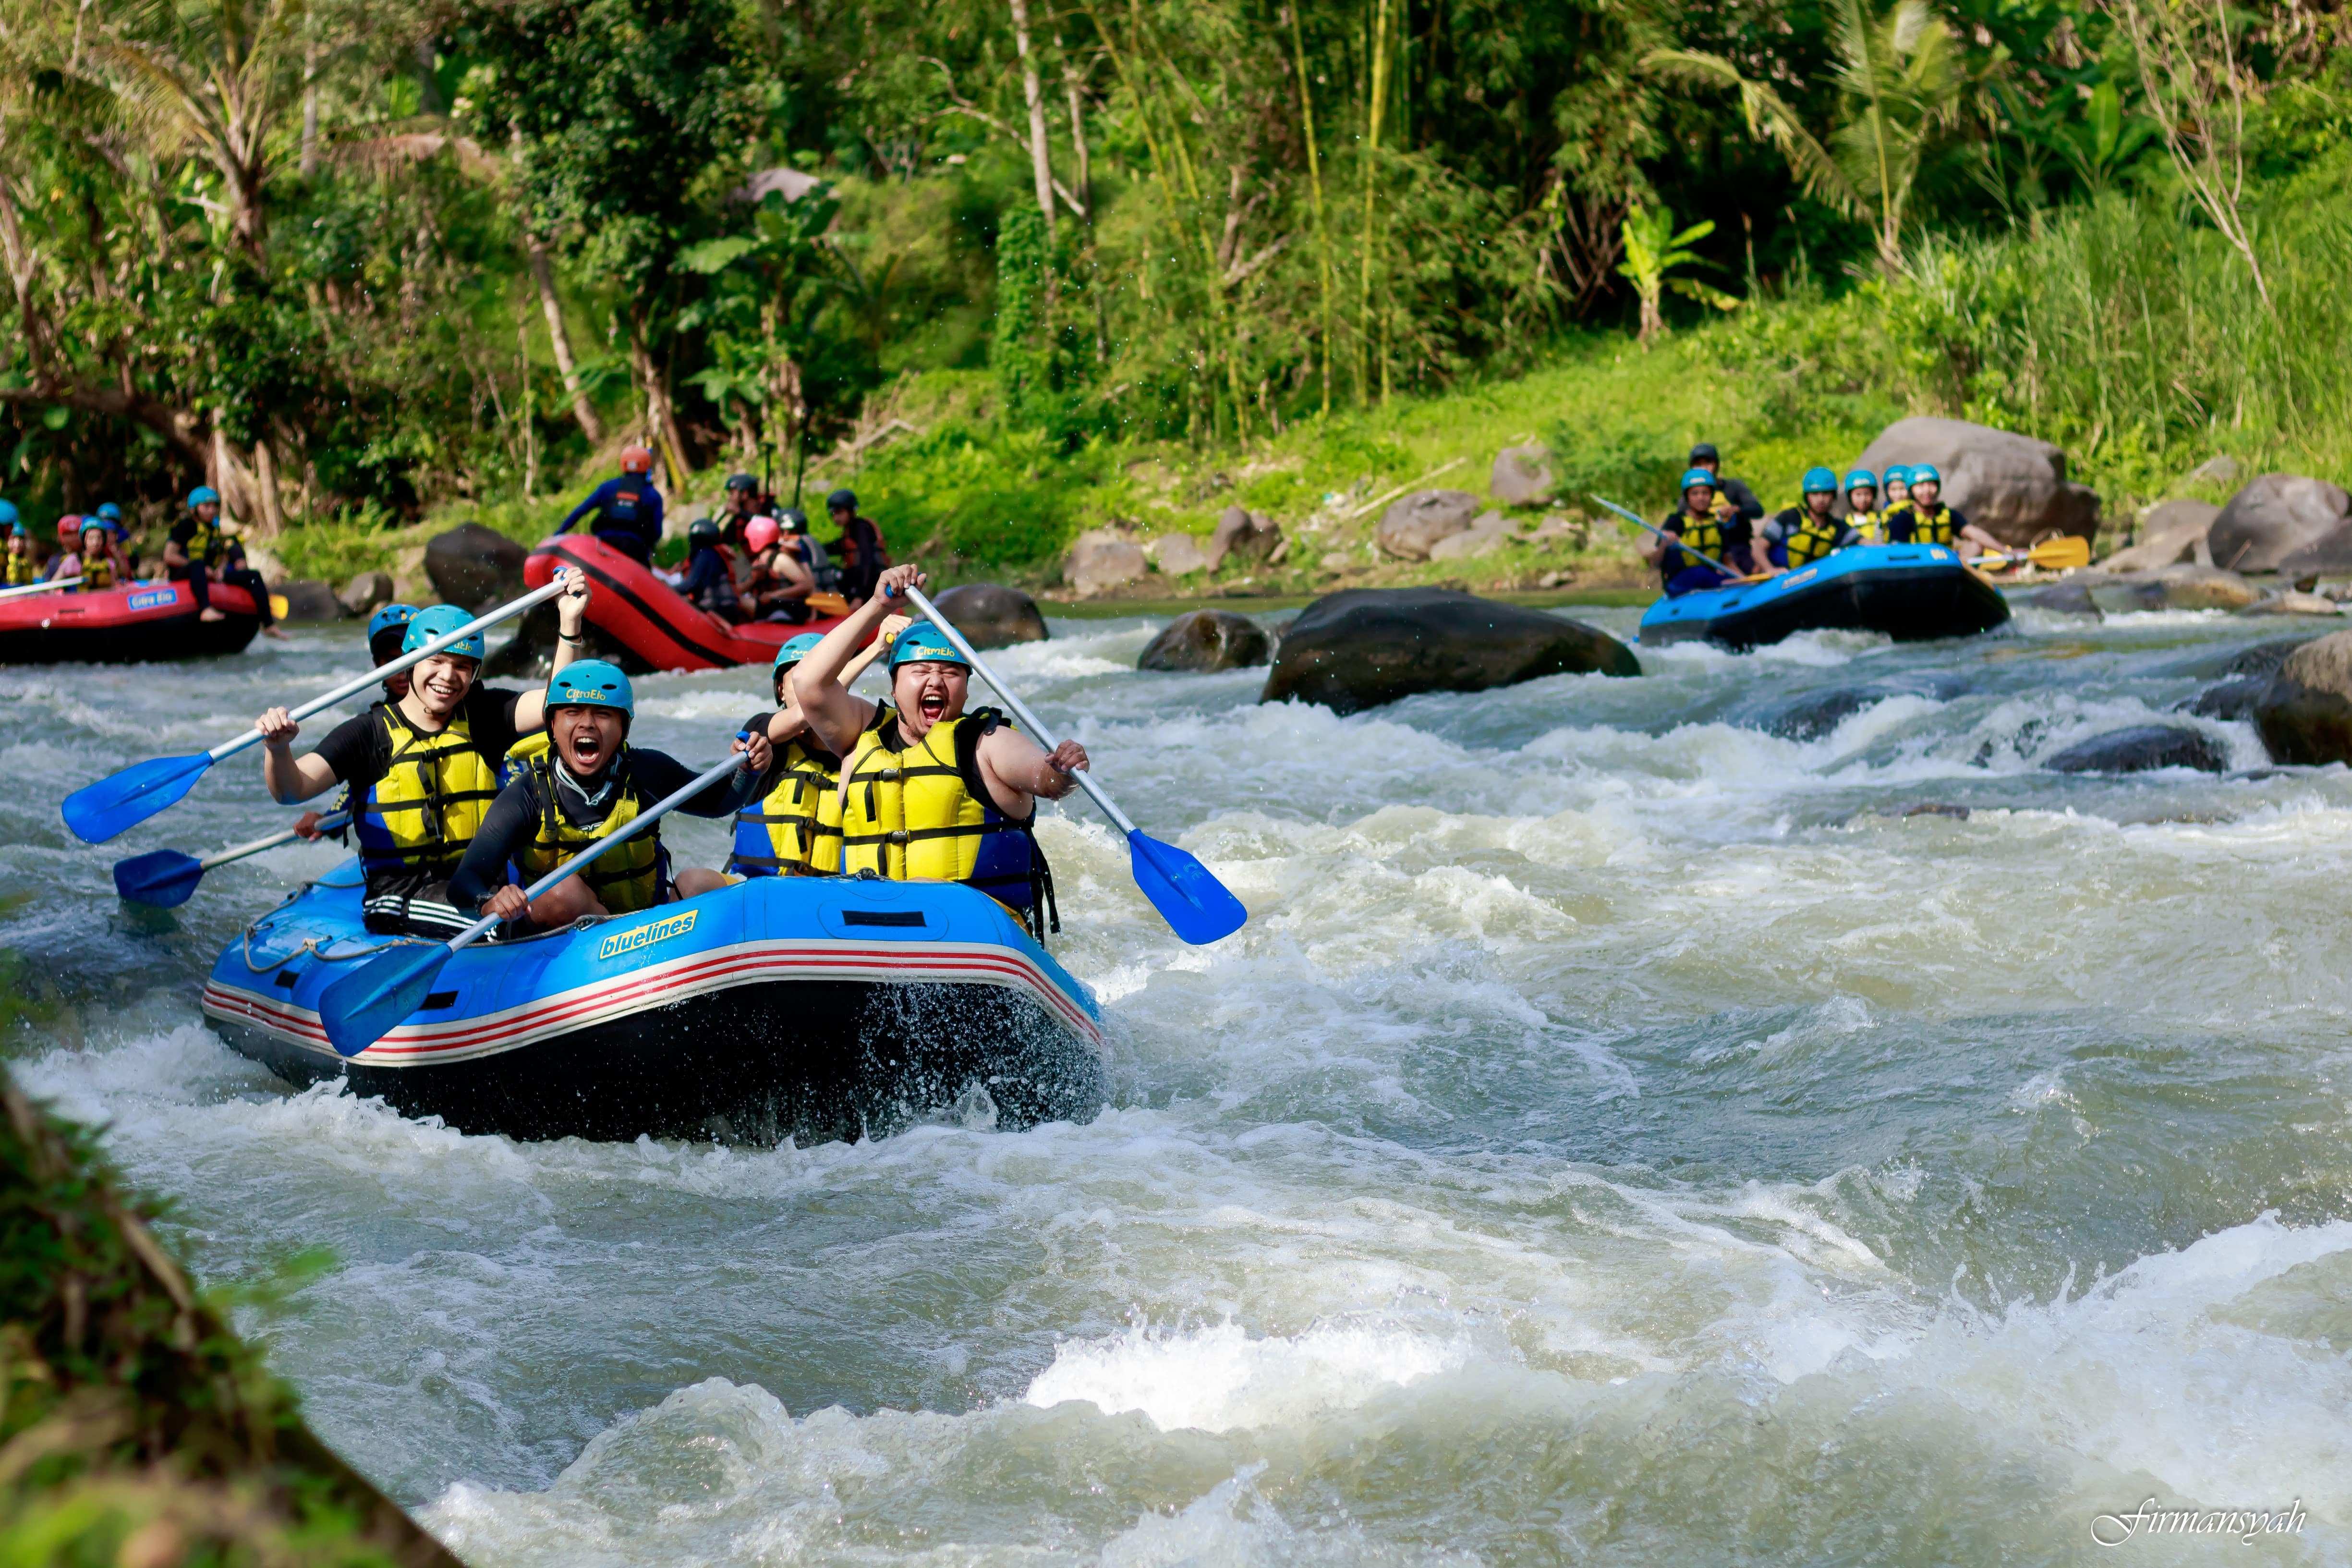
[
  {"xmin": 56, "ymin": 516, "xmax": 82, "ymax": 545},
  {"xmin": 619, "ymin": 445, "xmax": 655, "ymax": 474},
  {"xmin": 744, "ymin": 516, "xmax": 780, "ymax": 553}
]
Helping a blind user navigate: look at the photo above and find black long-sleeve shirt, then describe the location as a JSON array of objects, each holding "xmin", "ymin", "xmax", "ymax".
[{"xmin": 448, "ymin": 745, "xmax": 762, "ymax": 909}]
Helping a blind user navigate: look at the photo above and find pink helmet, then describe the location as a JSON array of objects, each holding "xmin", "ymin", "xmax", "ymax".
[{"xmin": 744, "ymin": 516, "xmax": 780, "ymax": 553}]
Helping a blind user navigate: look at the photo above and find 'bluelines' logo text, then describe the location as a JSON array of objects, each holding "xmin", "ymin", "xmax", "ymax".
[{"xmin": 598, "ymin": 909, "xmax": 697, "ymax": 960}]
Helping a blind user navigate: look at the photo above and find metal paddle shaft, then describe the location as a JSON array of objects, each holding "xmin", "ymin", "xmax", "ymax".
[
  {"xmin": 320, "ymin": 745, "xmax": 754, "ymax": 1056},
  {"xmin": 203, "ymin": 810, "xmax": 353, "ymax": 871},
  {"xmin": 897, "ymin": 584, "xmax": 1247, "ymax": 945},
  {"xmin": 0, "ymin": 575, "xmax": 81, "ymax": 601},
  {"xmin": 1592, "ymin": 494, "xmax": 1742, "ymax": 580},
  {"xmin": 113, "ymin": 811, "xmax": 353, "ymax": 907},
  {"xmin": 63, "ymin": 578, "xmax": 571, "ymax": 844}
]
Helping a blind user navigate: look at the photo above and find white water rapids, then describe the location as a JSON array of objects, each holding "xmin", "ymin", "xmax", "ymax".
[{"xmin": 4, "ymin": 600, "xmax": 2349, "ymax": 1564}]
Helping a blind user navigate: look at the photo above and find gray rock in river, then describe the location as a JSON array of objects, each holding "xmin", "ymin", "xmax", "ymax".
[
  {"xmin": 2044, "ymin": 725, "xmax": 2227, "ymax": 774},
  {"xmin": 2252, "ymin": 629, "xmax": 2352, "ymax": 764},
  {"xmin": 930, "ymin": 583, "xmax": 1048, "ymax": 648},
  {"xmin": 272, "ymin": 579, "xmax": 346, "ymax": 622},
  {"xmin": 2018, "ymin": 579, "xmax": 2102, "ymax": 617},
  {"xmin": 1139, "ymin": 608, "xmax": 1272, "ymax": 672},
  {"xmin": 424, "ymin": 523, "xmax": 527, "ymax": 609},
  {"xmin": 338, "ymin": 569, "xmax": 394, "ymax": 617},
  {"xmin": 2206, "ymin": 474, "xmax": 2352, "ymax": 572},
  {"xmin": 1755, "ymin": 685, "xmax": 1900, "ymax": 742},
  {"xmin": 1261, "ymin": 587, "xmax": 1637, "ymax": 714},
  {"xmin": 1856, "ymin": 415, "xmax": 2100, "ymax": 548},
  {"xmin": 2100, "ymin": 499, "xmax": 2220, "ymax": 571},
  {"xmin": 2182, "ymin": 676, "xmax": 2268, "ymax": 721}
]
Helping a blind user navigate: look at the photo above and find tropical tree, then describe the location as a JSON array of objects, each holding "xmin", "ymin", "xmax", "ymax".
[
  {"xmin": 1616, "ymin": 204, "xmax": 1737, "ymax": 343},
  {"xmin": 1645, "ymin": 0, "xmax": 1971, "ymax": 274}
]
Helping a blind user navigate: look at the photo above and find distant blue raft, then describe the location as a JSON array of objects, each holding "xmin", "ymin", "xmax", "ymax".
[
  {"xmin": 202, "ymin": 862, "xmax": 1105, "ymax": 1145},
  {"xmin": 1637, "ymin": 543, "xmax": 2011, "ymax": 650}
]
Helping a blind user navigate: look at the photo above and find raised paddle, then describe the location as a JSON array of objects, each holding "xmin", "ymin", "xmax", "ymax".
[
  {"xmin": 114, "ymin": 811, "xmax": 352, "ymax": 908},
  {"xmin": 316, "ymin": 742, "xmax": 754, "ymax": 1057},
  {"xmin": 62, "ymin": 578, "xmax": 570, "ymax": 845},
  {"xmin": 0, "ymin": 575, "xmax": 82, "ymax": 601},
  {"xmin": 897, "ymin": 583, "xmax": 1248, "ymax": 946},
  {"xmin": 1590, "ymin": 494, "xmax": 1758, "ymax": 581},
  {"xmin": 1974, "ymin": 536, "xmax": 2093, "ymax": 571}
]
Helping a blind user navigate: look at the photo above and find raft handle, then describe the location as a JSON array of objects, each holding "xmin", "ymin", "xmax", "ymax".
[{"xmin": 841, "ymin": 909, "xmax": 927, "ymax": 928}]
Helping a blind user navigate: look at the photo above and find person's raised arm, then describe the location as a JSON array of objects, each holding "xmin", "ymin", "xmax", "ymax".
[
  {"xmin": 975, "ymin": 725, "xmax": 1089, "ymax": 817},
  {"xmin": 255, "ymin": 708, "xmax": 343, "ymax": 804},
  {"xmin": 762, "ymin": 614, "xmax": 909, "ymax": 745},
  {"xmin": 556, "ymin": 484, "xmax": 604, "ymax": 535},
  {"xmin": 511, "ymin": 568, "xmax": 592, "ymax": 732},
  {"xmin": 793, "ymin": 565, "xmax": 920, "ymax": 753}
]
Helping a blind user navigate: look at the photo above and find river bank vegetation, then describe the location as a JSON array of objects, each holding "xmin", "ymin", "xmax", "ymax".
[{"xmin": 0, "ymin": 0, "xmax": 2346, "ymax": 589}]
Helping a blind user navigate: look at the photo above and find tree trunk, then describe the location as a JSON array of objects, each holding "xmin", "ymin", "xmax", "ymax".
[
  {"xmin": 1286, "ymin": 2, "xmax": 1334, "ymax": 415},
  {"xmin": 511, "ymin": 133, "xmax": 605, "ymax": 444},
  {"xmin": 1006, "ymin": 0, "xmax": 1058, "ymax": 241},
  {"xmin": 251, "ymin": 434, "xmax": 287, "ymax": 537},
  {"xmin": 629, "ymin": 315, "xmax": 688, "ymax": 497},
  {"xmin": 300, "ymin": 33, "xmax": 319, "ymax": 178},
  {"xmin": 1357, "ymin": 0, "xmax": 1392, "ymax": 403}
]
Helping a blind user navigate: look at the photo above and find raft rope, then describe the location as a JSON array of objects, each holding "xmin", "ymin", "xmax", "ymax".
[{"xmin": 238, "ymin": 879, "xmax": 419, "ymax": 974}]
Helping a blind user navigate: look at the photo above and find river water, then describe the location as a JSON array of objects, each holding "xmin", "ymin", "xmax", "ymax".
[{"xmin": 5, "ymin": 599, "xmax": 2349, "ymax": 1565}]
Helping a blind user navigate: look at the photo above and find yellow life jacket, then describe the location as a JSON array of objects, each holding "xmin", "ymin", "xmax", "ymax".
[
  {"xmin": 1848, "ymin": 508, "xmax": 1884, "ymax": 544},
  {"xmin": 730, "ymin": 734, "xmax": 849, "ymax": 876},
  {"xmin": 183, "ymin": 516, "xmax": 224, "ymax": 566},
  {"xmin": 512, "ymin": 746, "xmax": 664, "ymax": 915},
  {"xmin": 4, "ymin": 552, "xmax": 36, "ymax": 586},
  {"xmin": 1782, "ymin": 512, "xmax": 1849, "ymax": 568},
  {"xmin": 77, "ymin": 553, "xmax": 117, "ymax": 592},
  {"xmin": 352, "ymin": 702, "xmax": 503, "ymax": 890},
  {"xmin": 1886, "ymin": 498, "xmax": 1955, "ymax": 546},
  {"xmin": 1661, "ymin": 510, "xmax": 1729, "ymax": 580},
  {"xmin": 838, "ymin": 708, "xmax": 1044, "ymax": 924}
]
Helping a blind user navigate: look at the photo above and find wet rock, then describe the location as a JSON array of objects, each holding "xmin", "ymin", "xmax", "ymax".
[
  {"xmin": 2085, "ymin": 574, "xmax": 2166, "ymax": 614},
  {"xmin": 424, "ymin": 523, "xmax": 527, "ymax": 609},
  {"xmin": 2101, "ymin": 500, "xmax": 2219, "ymax": 571},
  {"xmin": 338, "ymin": 569, "xmax": 394, "ymax": 617},
  {"xmin": 2019, "ymin": 579, "xmax": 2102, "ymax": 617},
  {"xmin": 2241, "ymin": 591, "xmax": 2344, "ymax": 618},
  {"xmin": 1262, "ymin": 587, "xmax": 1637, "ymax": 714},
  {"xmin": 2153, "ymin": 564, "xmax": 2261, "ymax": 610},
  {"xmin": 2044, "ymin": 725, "xmax": 2227, "ymax": 774},
  {"xmin": 1374, "ymin": 490, "xmax": 1482, "ymax": 560},
  {"xmin": 2183, "ymin": 677, "xmax": 2269, "ymax": 721},
  {"xmin": 2253, "ymin": 630, "xmax": 2352, "ymax": 764},
  {"xmin": 1490, "ymin": 443, "xmax": 1555, "ymax": 508},
  {"xmin": 1427, "ymin": 510, "xmax": 1516, "ymax": 561},
  {"xmin": 1209, "ymin": 506, "xmax": 1281, "ymax": 569},
  {"xmin": 1756, "ymin": 685, "xmax": 1897, "ymax": 741},
  {"xmin": 931, "ymin": 583, "xmax": 1048, "ymax": 648},
  {"xmin": 1063, "ymin": 530, "xmax": 1148, "ymax": 598},
  {"xmin": 1144, "ymin": 534, "xmax": 1211, "ymax": 578},
  {"xmin": 1902, "ymin": 802, "xmax": 1972, "ymax": 820},
  {"xmin": 1856, "ymin": 416, "xmax": 2100, "ymax": 548},
  {"xmin": 271, "ymin": 579, "xmax": 345, "ymax": 621},
  {"xmin": 2206, "ymin": 474, "xmax": 2352, "ymax": 573},
  {"xmin": 1138, "ymin": 608, "xmax": 1272, "ymax": 672}
]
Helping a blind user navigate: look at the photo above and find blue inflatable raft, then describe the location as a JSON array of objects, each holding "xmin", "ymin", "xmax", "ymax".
[
  {"xmin": 202, "ymin": 862, "xmax": 1105, "ymax": 1144},
  {"xmin": 1637, "ymin": 543, "xmax": 2011, "ymax": 650}
]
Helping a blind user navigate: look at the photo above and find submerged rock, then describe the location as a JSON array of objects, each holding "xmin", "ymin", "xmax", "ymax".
[
  {"xmin": 1138, "ymin": 608, "xmax": 1272, "ymax": 672},
  {"xmin": 931, "ymin": 582, "xmax": 1049, "ymax": 648},
  {"xmin": 2044, "ymin": 725, "xmax": 2227, "ymax": 774},
  {"xmin": 1261, "ymin": 587, "xmax": 1637, "ymax": 714},
  {"xmin": 1756, "ymin": 685, "xmax": 1898, "ymax": 742},
  {"xmin": 2019, "ymin": 580, "xmax": 2101, "ymax": 617},
  {"xmin": 2253, "ymin": 629, "xmax": 2352, "ymax": 764},
  {"xmin": 2183, "ymin": 677, "xmax": 2270, "ymax": 722},
  {"xmin": 424, "ymin": 522, "xmax": 526, "ymax": 609}
]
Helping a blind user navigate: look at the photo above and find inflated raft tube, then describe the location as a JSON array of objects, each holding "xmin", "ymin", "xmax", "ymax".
[
  {"xmin": 1637, "ymin": 543, "xmax": 2011, "ymax": 650},
  {"xmin": 524, "ymin": 533, "xmax": 846, "ymax": 673},
  {"xmin": 202, "ymin": 862, "xmax": 1106, "ymax": 1145},
  {"xmin": 0, "ymin": 579, "xmax": 262, "ymax": 664}
]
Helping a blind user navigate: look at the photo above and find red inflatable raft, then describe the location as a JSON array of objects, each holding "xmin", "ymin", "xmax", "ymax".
[
  {"xmin": 0, "ymin": 579, "xmax": 262, "ymax": 664},
  {"xmin": 523, "ymin": 533, "xmax": 846, "ymax": 672}
]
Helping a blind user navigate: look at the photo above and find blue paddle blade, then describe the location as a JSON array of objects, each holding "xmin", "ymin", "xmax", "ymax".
[
  {"xmin": 63, "ymin": 752, "xmax": 214, "ymax": 844},
  {"xmin": 112, "ymin": 849, "xmax": 206, "ymax": 908},
  {"xmin": 1126, "ymin": 829, "xmax": 1248, "ymax": 945},
  {"xmin": 319, "ymin": 944, "xmax": 450, "ymax": 1059}
]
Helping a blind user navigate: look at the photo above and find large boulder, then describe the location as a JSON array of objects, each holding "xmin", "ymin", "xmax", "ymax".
[
  {"xmin": 272, "ymin": 579, "xmax": 346, "ymax": 622},
  {"xmin": 2206, "ymin": 474, "xmax": 2352, "ymax": 573},
  {"xmin": 931, "ymin": 582, "xmax": 1048, "ymax": 648},
  {"xmin": 1063, "ymin": 530, "xmax": 1148, "ymax": 598},
  {"xmin": 1209, "ymin": 506, "xmax": 1282, "ymax": 569},
  {"xmin": 1428, "ymin": 511, "xmax": 1516, "ymax": 561},
  {"xmin": 424, "ymin": 523, "xmax": 527, "ymax": 609},
  {"xmin": 1261, "ymin": 587, "xmax": 1638, "ymax": 714},
  {"xmin": 338, "ymin": 569, "xmax": 395, "ymax": 617},
  {"xmin": 1856, "ymin": 416, "xmax": 2100, "ymax": 548},
  {"xmin": 2044, "ymin": 725, "xmax": 2227, "ymax": 774},
  {"xmin": 1138, "ymin": 609, "xmax": 1273, "ymax": 672},
  {"xmin": 2254, "ymin": 630, "xmax": 2352, "ymax": 763},
  {"xmin": 2101, "ymin": 500, "xmax": 2219, "ymax": 571},
  {"xmin": 1374, "ymin": 490, "xmax": 1481, "ymax": 560},
  {"xmin": 1490, "ymin": 444, "xmax": 1556, "ymax": 508},
  {"xmin": 2080, "ymin": 565, "xmax": 2259, "ymax": 615},
  {"xmin": 1146, "ymin": 534, "xmax": 1212, "ymax": 578}
]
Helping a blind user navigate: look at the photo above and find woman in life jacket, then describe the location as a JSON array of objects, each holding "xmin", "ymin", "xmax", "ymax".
[
  {"xmin": 253, "ymin": 570, "xmax": 595, "ymax": 938},
  {"xmin": 449, "ymin": 661, "xmax": 771, "ymax": 932},
  {"xmin": 728, "ymin": 618, "xmax": 909, "ymax": 878},
  {"xmin": 793, "ymin": 565, "xmax": 1088, "ymax": 941},
  {"xmin": 738, "ymin": 515, "xmax": 816, "ymax": 623},
  {"xmin": 1763, "ymin": 467, "xmax": 1861, "ymax": 569},
  {"xmin": 54, "ymin": 521, "xmax": 130, "ymax": 592},
  {"xmin": 1843, "ymin": 470, "xmax": 1884, "ymax": 543},
  {"xmin": 1637, "ymin": 469, "xmax": 1770, "ymax": 596},
  {"xmin": 1882, "ymin": 463, "xmax": 2006, "ymax": 560}
]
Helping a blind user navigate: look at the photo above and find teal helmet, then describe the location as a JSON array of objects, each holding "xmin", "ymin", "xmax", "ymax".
[
  {"xmin": 546, "ymin": 659, "xmax": 634, "ymax": 721},
  {"xmin": 771, "ymin": 632, "xmax": 825, "ymax": 674},
  {"xmin": 1678, "ymin": 467, "xmax": 1717, "ymax": 492},
  {"xmin": 366, "ymin": 603, "xmax": 417, "ymax": 664},
  {"xmin": 1907, "ymin": 462, "xmax": 1941, "ymax": 486},
  {"xmin": 887, "ymin": 622, "xmax": 971, "ymax": 671},
  {"xmin": 1801, "ymin": 466, "xmax": 1838, "ymax": 495},
  {"xmin": 1882, "ymin": 464, "xmax": 1911, "ymax": 485},
  {"xmin": 187, "ymin": 485, "xmax": 220, "ymax": 508},
  {"xmin": 0, "ymin": 499, "xmax": 17, "ymax": 527},
  {"xmin": 1844, "ymin": 469, "xmax": 1877, "ymax": 493},
  {"xmin": 401, "ymin": 603, "xmax": 486, "ymax": 661}
]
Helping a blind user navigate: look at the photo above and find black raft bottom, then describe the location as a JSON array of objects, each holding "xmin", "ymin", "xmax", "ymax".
[
  {"xmin": 1645, "ymin": 564, "xmax": 2011, "ymax": 650},
  {"xmin": 215, "ymin": 979, "xmax": 1107, "ymax": 1146}
]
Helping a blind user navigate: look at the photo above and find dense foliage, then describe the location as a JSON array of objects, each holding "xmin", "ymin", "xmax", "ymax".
[{"xmin": 0, "ymin": 0, "xmax": 2344, "ymax": 569}]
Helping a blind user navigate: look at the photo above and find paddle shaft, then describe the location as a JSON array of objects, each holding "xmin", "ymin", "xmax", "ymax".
[
  {"xmin": 440, "ymin": 749, "xmax": 752, "ymax": 957},
  {"xmin": 206, "ymin": 579, "xmax": 569, "ymax": 766},
  {"xmin": 203, "ymin": 810, "xmax": 352, "ymax": 871},
  {"xmin": 898, "ymin": 584, "xmax": 1138, "ymax": 837},
  {"xmin": 1592, "ymin": 495, "xmax": 1741, "ymax": 579},
  {"xmin": 0, "ymin": 575, "xmax": 82, "ymax": 600}
]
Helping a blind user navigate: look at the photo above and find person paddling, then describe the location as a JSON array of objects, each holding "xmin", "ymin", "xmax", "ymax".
[
  {"xmin": 794, "ymin": 564, "xmax": 1084, "ymax": 936},
  {"xmin": 1685, "ymin": 442, "xmax": 1764, "ymax": 524},
  {"xmin": 557, "ymin": 446, "xmax": 665, "ymax": 565},
  {"xmin": 1762, "ymin": 467, "xmax": 1860, "ymax": 568},
  {"xmin": 293, "ymin": 604, "xmax": 419, "ymax": 845},
  {"xmin": 253, "ymin": 570, "xmax": 593, "ymax": 937},
  {"xmin": 1884, "ymin": 464, "xmax": 2004, "ymax": 561},
  {"xmin": 165, "ymin": 486, "xmax": 285, "ymax": 638},
  {"xmin": 450, "ymin": 661, "xmax": 771, "ymax": 931},
  {"xmin": 728, "ymin": 619, "xmax": 908, "ymax": 878},
  {"xmin": 1638, "ymin": 469, "xmax": 1768, "ymax": 596}
]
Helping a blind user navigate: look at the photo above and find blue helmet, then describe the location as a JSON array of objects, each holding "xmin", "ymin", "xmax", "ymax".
[
  {"xmin": 1907, "ymin": 462, "xmax": 1941, "ymax": 486},
  {"xmin": 1801, "ymin": 466, "xmax": 1839, "ymax": 495},
  {"xmin": 771, "ymin": 632, "xmax": 825, "ymax": 673},
  {"xmin": 401, "ymin": 603, "xmax": 486, "ymax": 661},
  {"xmin": 187, "ymin": 485, "xmax": 220, "ymax": 508},
  {"xmin": 0, "ymin": 499, "xmax": 17, "ymax": 527},
  {"xmin": 546, "ymin": 659, "xmax": 634, "ymax": 720},
  {"xmin": 887, "ymin": 622, "xmax": 970, "ymax": 671},
  {"xmin": 1678, "ymin": 468, "xmax": 1718, "ymax": 493},
  {"xmin": 367, "ymin": 602, "xmax": 418, "ymax": 643},
  {"xmin": 1882, "ymin": 464, "xmax": 1911, "ymax": 486},
  {"xmin": 1844, "ymin": 469, "xmax": 1877, "ymax": 493},
  {"xmin": 96, "ymin": 502, "xmax": 124, "ymax": 525}
]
